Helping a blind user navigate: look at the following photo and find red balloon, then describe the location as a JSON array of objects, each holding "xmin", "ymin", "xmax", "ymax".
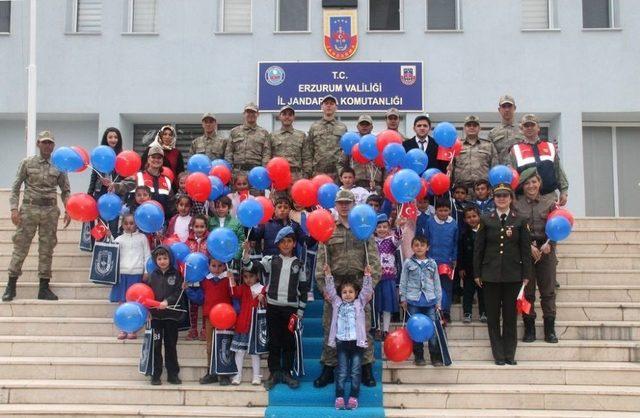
[
  {"xmin": 210, "ymin": 165, "xmax": 232, "ymax": 185},
  {"xmin": 383, "ymin": 175, "xmax": 397, "ymax": 204},
  {"xmin": 272, "ymin": 171, "xmax": 292, "ymax": 191},
  {"xmin": 383, "ymin": 327, "xmax": 413, "ymax": 362},
  {"xmin": 66, "ymin": 193, "xmax": 99, "ymax": 222},
  {"xmin": 510, "ymin": 167, "xmax": 520, "ymax": 190},
  {"xmin": 307, "ymin": 209, "xmax": 336, "ymax": 243},
  {"xmin": 549, "ymin": 208, "xmax": 575, "ymax": 226},
  {"xmin": 430, "ymin": 173, "xmax": 451, "ymax": 196},
  {"xmin": 126, "ymin": 283, "xmax": 155, "ymax": 304},
  {"xmin": 185, "ymin": 172, "xmax": 211, "ymax": 202},
  {"xmin": 291, "ymin": 179, "xmax": 318, "ymax": 208},
  {"xmin": 377, "ymin": 130, "xmax": 403, "ymax": 152},
  {"xmin": 209, "ymin": 302, "xmax": 237, "ymax": 330},
  {"xmin": 71, "ymin": 146, "xmax": 90, "ymax": 173},
  {"xmin": 452, "ymin": 139, "xmax": 463, "ymax": 157},
  {"xmin": 374, "ymin": 154, "xmax": 385, "ymax": 168},
  {"xmin": 90, "ymin": 224, "xmax": 107, "ymax": 240},
  {"xmin": 311, "ymin": 174, "xmax": 334, "ymax": 189},
  {"xmin": 417, "ymin": 179, "xmax": 430, "ymax": 200},
  {"xmin": 161, "ymin": 166, "xmax": 175, "ymax": 183},
  {"xmin": 115, "ymin": 150, "xmax": 142, "ymax": 178},
  {"xmin": 162, "ymin": 235, "xmax": 180, "ymax": 246},
  {"xmin": 351, "ymin": 144, "xmax": 369, "ymax": 165},
  {"xmin": 266, "ymin": 157, "xmax": 291, "ymax": 182},
  {"xmin": 256, "ymin": 196, "xmax": 274, "ymax": 224}
]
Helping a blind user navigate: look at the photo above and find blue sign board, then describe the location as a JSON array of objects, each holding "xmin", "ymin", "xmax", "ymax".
[{"xmin": 258, "ymin": 61, "xmax": 423, "ymax": 112}]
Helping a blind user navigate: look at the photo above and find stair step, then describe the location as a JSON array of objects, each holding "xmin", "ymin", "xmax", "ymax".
[
  {"xmin": 556, "ymin": 270, "xmax": 640, "ymax": 286},
  {"xmin": 565, "ymin": 229, "xmax": 640, "ymax": 242},
  {"xmin": 557, "ymin": 242, "xmax": 640, "ymax": 254},
  {"xmin": 385, "ymin": 409, "xmax": 640, "ymax": 417},
  {"xmin": 0, "ymin": 227, "xmax": 83, "ymax": 241},
  {"xmin": 571, "ymin": 218, "xmax": 640, "ymax": 229},
  {"xmin": 0, "ymin": 254, "xmax": 91, "ymax": 269},
  {"xmin": 0, "ymin": 404, "xmax": 264, "ymax": 417},
  {"xmin": 14, "ymin": 282, "xmax": 110, "ymax": 300},
  {"xmin": 557, "ymin": 255, "xmax": 640, "ymax": 270},
  {"xmin": 383, "ymin": 383, "xmax": 640, "ymax": 412}
]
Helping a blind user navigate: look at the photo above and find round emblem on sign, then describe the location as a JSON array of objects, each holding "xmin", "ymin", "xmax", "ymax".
[{"xmin": 265, "ymin": 66, "xmax": 285, "ymax": 86}]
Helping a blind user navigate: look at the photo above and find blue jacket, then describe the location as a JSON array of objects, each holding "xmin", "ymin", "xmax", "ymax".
[
  {"xmin": 423, "ymin": 216, "xmax": 458, "ymax": 265},
  {"xmin": 474, "ymin": 198, "xmax": 495, "ymax": 216},
  {"xmin": 399, "ymin": 257, "xmax": 441, "ymax": 306},
  {"xmin": 249, "ymin": 218, "xmax": 314, "ymax": 256}
]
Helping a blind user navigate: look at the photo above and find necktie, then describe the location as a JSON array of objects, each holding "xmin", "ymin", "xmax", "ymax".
[
  {"xmin": 500, "ymin": 213, "xmax": 507, "ymax": 226},
  {"xmin": 419, "ymin": 140, "xmax": 426, "ymax": 151}
]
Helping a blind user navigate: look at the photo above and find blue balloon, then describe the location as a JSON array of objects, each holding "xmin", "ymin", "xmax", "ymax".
[
  {"xmin": 187, "ymin": 154, "xmax": 211, "ymax": 174},
  {"xmin": 407, "ymin": 313, "xmax": 435, "ymax": 343},
  {"xmin": 402, "ymin": 148, "xmax": 429, "ymax": 175},
  {"xmin": 134, "ymin": 202, "xmax": 164, "ymax": 233},
  {"xmin": 488, "ymin": 165, "xmax": 514, "ymax": 187},
  {"xmin": 208, "ymin": 176, "xmax": 225, "ymax": 201},
  {"xmin": 546, "ymin": 216, "xmax": 572, "ymax": 242},
  {"xmin": 248, "ymin": 167, "xmax": 272, "ymax": 190},
  {"xmin": 51, "ymin": 147, "xmax": 84, "ymax": 172},
  {"xmin": 382, "ymin": 143, "xmax": 406, "ymax": 168},
  {"xmin": 347, "ymin": 204, "xmax": 377, "ymax": 240},
  {"xmin": 340, "ymin": 131, "xmax": 360, "ymax": 156},
  {"xmin": 359, "ymin": 134, "xmax": 378, "ymax": 160},
  {"xmin": 221, "ymin": 185, "xmax": 231, "ymax": 196},
  {"xmin": 97, "ymin": 193, "xmax": 122, "ymax": 222},
  {"xmin": 113, "ymin": 302, "xmax": 148, "ymax": 333},
  {"xmin": 318, "ymin": 183, "xmax": 339, "ymax": 209},
  {"xmin": 211, "ymin": 159, "xmax": 232, "ymax": 170},
  {"xmin": 422, "ymin": 168, "xmax": 442, "ymax": 182},
  {"xmin": 207, "ymin": 227, "xmax": 239, "ymax": 263},
  {"xmin": 145, "ymin": 257, "xmax": 156, "ymax": 274},
  {"xmin": 170, "ymin": 242, "xmax": 190, "ymax": 263},
  {"xmin": 432, "ymin": 122, "xmax": 458, "ymax": 148},
  {"xmin": 90, "ymin": 145, "xmax": 116, "ymax": 173},
  {"xmin": 184, "ymin": 252, "xmax": 209, "ymax": 283},
  {"xmin": 391, "ymin": 169, "xmax": 421, "ymax": 203},
  {"xmin": 237, "ymin": 199, "xmax": 264, "ymax": 228}
]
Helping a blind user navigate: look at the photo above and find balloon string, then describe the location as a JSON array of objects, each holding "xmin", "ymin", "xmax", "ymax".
[
  {"xmin": 172, "ymin": 288, "xmax": 185, "ymax": 310},
  {"xmin": 89, "ymin": 165, "xmax": 104, "ymax": 179},
  {"xmin": 364, "ymin": 242, "xmax": 370, "ymax": 268}
]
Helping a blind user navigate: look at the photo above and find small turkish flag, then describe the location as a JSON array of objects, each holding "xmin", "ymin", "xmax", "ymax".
[
  {"xmin": 400, "ymin": 202, "xmax": 418, "ymax": 220},
  {"xmin": 437, "ymin": 146, "xmax": 454, "ymax": 161},
  {"xmin": 516, "ymin": 283, "xmax": 532, "ymax": 315},
  {"xmin": 239, "ymin": 190, "xmax": 249, "ymax": 202}
]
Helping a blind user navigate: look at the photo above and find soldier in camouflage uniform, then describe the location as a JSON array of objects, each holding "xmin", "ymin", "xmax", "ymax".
[
  {"xmin": 313, "ymin": 189, "xmax": 381, "ymax": 389},
  {"xmin": 224, "ymin": 102, "xmax": 272, "ymax": 176},
  {"xmin": 3, "ymin": 131, "xmax": 71, "ymax": 302},
  {"xmin": 487, "ymin": 95, "xmax": 523, "ymax": 165},
  {"xmin": 451, "ymin": 115, "xmax": 498, "ymax": 196},
  {"xmin": 270, "ymin": 106, "xmax": 311, "ymax": 181},
  {"xmin": 384, "ymin": 107, "xmax": 407, "ymax": 141},
  {"xmin": 307, "ymin": 95, "xmax": 347, "ymax": 181},
  {"xmin": 340, "ymin": 114, "xmax": 383, "ymax": 190},
  {"xmin": 188, "ymin": 113, "xmax": 227, "ymax": 160}
]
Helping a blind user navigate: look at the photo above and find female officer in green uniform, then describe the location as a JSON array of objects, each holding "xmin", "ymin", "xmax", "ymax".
[{"xmin": 474, "ymin": 183, "xmax": 533, "ymax": 365}]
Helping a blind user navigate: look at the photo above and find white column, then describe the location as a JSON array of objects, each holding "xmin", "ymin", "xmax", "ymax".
[
  {"xmin": 25, "ymin": 0, "xmax": 37, "ymax": 156},
  {"xmin": 554, "ymin": 111, "xmax": 585, "ymax": 216}
]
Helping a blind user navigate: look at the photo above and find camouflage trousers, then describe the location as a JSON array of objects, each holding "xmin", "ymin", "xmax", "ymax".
[
  {"xmin": 8, "ymin": 205, "xmax": 60, "ymax": 280},
  {"xmin": 523, "ymin": 248, "xmax": 558, "ymax": 320}
]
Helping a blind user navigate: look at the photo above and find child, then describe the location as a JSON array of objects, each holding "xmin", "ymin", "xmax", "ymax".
[
  {"xmin": 452, "ymin": 183, "xmax": 472, "ymax": 303},
  {"xmin": 145, "ymin": 246, "xmax": 184, "ymax": 385},
  {"xmin": 230, "ymin": 262, "xmax": 265, "ymax": 385},
  {"xmin": 208, "ymin": 196, "xmax": 245, "ymax": 262},
  {"xmin": 228, "ymin": 173, "xmax": 250, "ymax": 216},
  {"xmin": 365, "ymin": 194, "xmax": 383, "ymax": 213},
  {"xmin": 176, "ymin": 172, "xmax": 207, "ymax": 216},
  {"xmin": 243, "ymin": 226, "xmax": 308, "ymax": 391},
  {"xmin": 421, "ymin": 198, "xmax": 458, "ymax": 323},
  {"xmin": 323, "ymin": 265, "xmax": 373, "ymax": 411},
  {"xmin": 339, "ymin": 168, "xmax": 370, "ymax": 205},
  {"xmin": 399, "ymin": 236, "xmax": 443, "ymax": 367},
  {"xmin": 110, "ymin": 213, "xmax": 151, "ymax": 339},
  {"xmin": 127, "ymin": 185, "xmax": 151, "ymax": 214},
  {"xmin": 459, "ymin": 206, "xmax": 486, "ymax": 323},
  {"xmin": 166, "ymin": 195, "xmax": 192, "ymax": 242},
  {"xmin": 249, "ymin": 196, "xmax": 307, "ymax": 257},
  {"xmin": 373, "ymin": 214, "xmax": 402, "ymax": 340},
  {"xmin": 199, "ymin": 257, "xmax": 233, "ymax": 386},
  {"xmin": 290, "ymin": 202, "xmax": 318, "ymax": 301},
  {"xmin": 185, "ymin": 215, "xmax": 209, "ymax": 341},
  {"xmin": 473, "ymin": 179, "xmax": 495, "ymax": 215}
]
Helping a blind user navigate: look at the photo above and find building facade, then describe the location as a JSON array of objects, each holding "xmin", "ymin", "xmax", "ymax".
[{"xmin": 0, "ymin": 0, "xmax": 638, "ymax": 216}]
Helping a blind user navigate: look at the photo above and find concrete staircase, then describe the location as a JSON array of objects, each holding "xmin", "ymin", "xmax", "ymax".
[{"xmin": 0, "ymin": 203, "xmax": 639, "ymax": 416}]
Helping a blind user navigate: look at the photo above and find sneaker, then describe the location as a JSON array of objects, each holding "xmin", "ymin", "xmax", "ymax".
[
  {"xmin": 231, "ymin": 374, "xmax": 241, "ymax": 385},
  {"xmin": 281, "ymin": 373, "xmax": 300, "ymax": 389},
  {"xmin": 251, "ymin": 376, "xmax": 261, "ymax": 385},
  {"xmin": 199, "ymin": 374, "xmax": 218, "ymax": 385},
  {"xmin": 117, "ymin": 331, "xmax": 127, "ymax": 340},
  {"xmin": 347, "ymin": 397, "xmax": 358, "ymax": 410},
  {"xmin": 186, "ymin": 329, "xmax": 198, "ymax": 340},
  {"xmin": 150, "ymin": 377, "xmax": 161, "ymax": 385},
  {"xmin": 335, "ymin": 397, "xmax": 345, "ymax": 410},
  {"xmin": 414, "ymin": 357, "xmax": 427, "ymax": 366},
  {"xmin": 480, "ymin": 313, "xmax": 487, "ymax": 323},
  {"xmin": 167, "ymin": 375, "xmax": 182, "ymax": 385},
  {"xmin": 219, "ymin": 375, "xmax": 231, "ymax": 386},
  {"xmin": 126, "ymin": 332, "xmax": 137, "ymax": 340},
  {"xmin": 263, "ymin": 373, "xmax": 279, "ymax": 391},
  {"xmin": 463, "ymin": 313, "xmax": 472, "ymax": 324}
]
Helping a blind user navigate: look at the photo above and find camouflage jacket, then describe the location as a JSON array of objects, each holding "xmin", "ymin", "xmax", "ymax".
[
  {"xmin": 224, "ymin": 124, "xmax": 272, "ymax": 170},
  {"xmin": 514, "ymin": 193, "xmax": 557, "ymax": 241},
  {"xmin": 487, "ymin": 122, "xmax": 523, "ymax": 165},
  {"xmin": 189, "ymin": 133, "xmax": 227, "ymax": 161},
  {"xmin": 307, "ymin": 118, "xmax": 347, "ymax": 176},
  {"xmin": 10, "ymin": 155, "xmax": 70, "ymax": 210},
  {"xmin": 452, "ymin": 137, "xmax": 498, "ymax": 187},
  {"xmin": 271, "ymin": 126, "xmax": 311, "ymax": 177}
]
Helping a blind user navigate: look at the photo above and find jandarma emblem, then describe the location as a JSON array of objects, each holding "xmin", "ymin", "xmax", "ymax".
[
  {"xmin": 323, "ymin": 9, "xmax": 358, "ymax": 60},
  {"xmin": 265, "ymin": 66, "xmax": 285, "ymax": 86}
]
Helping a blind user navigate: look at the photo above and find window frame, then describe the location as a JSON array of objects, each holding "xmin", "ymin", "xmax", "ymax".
[
  {"xmin": 367, "ymin": 0, "xmax": 404, "ymax": 32},
  {"xmin": 425, "ymin": 0, "xmax": 462, "ymax": 32},
  {"xmin": 582, "ymin": 0, "xmax": 620, "ymax": 30},
  {"xmin": 71, "ymin": 0, "xmax": 102, "ymax": 34},
  {"xmin": 274, "ymin": 0, "xmax": 311, "ymax": 33},
  {"xmin": 126, "ymin": 0, "xmax": 158, "ymax": 34},
  {"xmin": 521, "ymin": 0, "xmax": 561, "ymax": 31},
  {"xmin": 0, "ymin": 1, "xmax": 10, "ymax": 34},
  {"xmin": 218, "ymin": 0, "xmax": 253, "ymax": 34}
]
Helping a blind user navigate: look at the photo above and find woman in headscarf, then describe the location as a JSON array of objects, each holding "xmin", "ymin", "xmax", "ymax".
[{"xmin": 141, "ymin": 125, "xmax": 185, "ymax": 188}]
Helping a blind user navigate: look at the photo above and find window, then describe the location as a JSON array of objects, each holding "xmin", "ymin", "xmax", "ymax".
[
  {"xmin": 0, "ymin": 1, "xmax": 10, "ymax": 33},
  {"xmin": 582, "ymin": 0, "xmax": 617, "ymax": 28},
  {"xmin": 219, "ymin": 0, "xmax": 251, "ymax": 33},
  {"xmin": 277, "ymin": 0, "xmax": 309, "ymax": 32},
  {"xmin": 369, "ymin": 0, "xmax": 401, "ymax": 31},
  {"xmin": 426, "ymin": 0, "xmax": 459, "ymax": 31},
  {"xmin": 129, "ymin": 0, "xmax": 157, "ymax": 33},
  {"xmin": 74, "ymin": 0, "xmax": 102, "ymax": 32},
  {"xmin": 522, "ymin": 0, "xmax": 552, "ymax": 29}
]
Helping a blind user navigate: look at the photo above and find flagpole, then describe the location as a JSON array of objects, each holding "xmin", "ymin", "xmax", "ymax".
[{"xmin": 26, "ymin": 0, "xmax": 37, "ymax": 156}]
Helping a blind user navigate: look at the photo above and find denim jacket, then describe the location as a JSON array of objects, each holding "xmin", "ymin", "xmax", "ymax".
[{"xmin": 399, "ymin": 257, "xmax": 442, "ymax": 306}]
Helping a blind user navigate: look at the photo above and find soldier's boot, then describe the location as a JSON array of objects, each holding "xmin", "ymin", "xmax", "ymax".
[
  {"xmin": 522, "ymin": 316, "xmax": 536, "ymax": 342},
  {"xmin": 313, "ymin": 365, "xmax": 335, "ymax": 388},
  {"xmin": 38, "ymin": 279, "xmax": 58, "ymax": 301},
  {"xmin": 544, "ymin": 317, "xmax": 559, "ymax": 344},
  {"xmin": 2, "ymin": 277, "xmax": 17, "ymax": 302}
]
